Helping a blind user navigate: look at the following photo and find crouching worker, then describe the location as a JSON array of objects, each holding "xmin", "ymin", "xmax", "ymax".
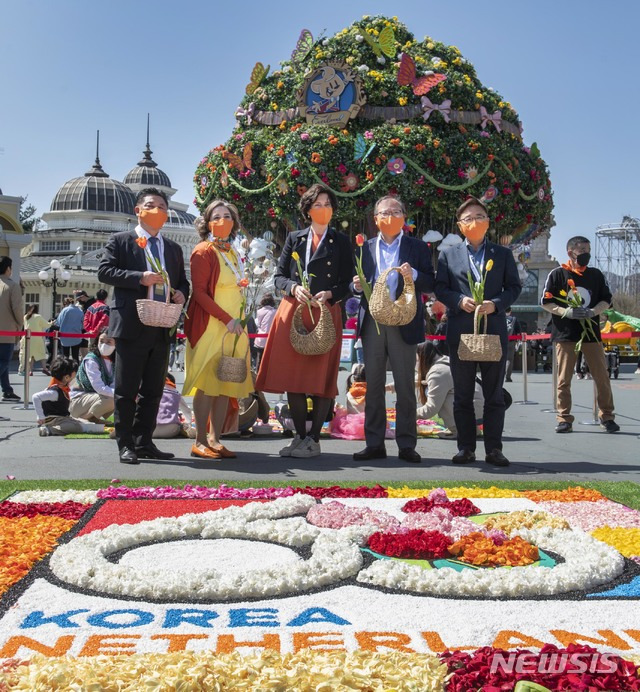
[
  {"xmin": 33, "ymin": 357, "xmax": 105, "ymax": 436},
  {"xmin": 153, "ymin": 373, "xmax": 196, "ymax": 439}
]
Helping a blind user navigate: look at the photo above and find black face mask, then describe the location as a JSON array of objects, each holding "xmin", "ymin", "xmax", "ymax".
[{"xmin": 575, "ymin": 252, "xmax": 591, "ymax": 267}]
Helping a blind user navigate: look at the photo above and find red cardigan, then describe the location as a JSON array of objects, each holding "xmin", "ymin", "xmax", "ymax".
[{"xmin": 184, "ymin": 242, "xmax": 234, "ymax": 348}]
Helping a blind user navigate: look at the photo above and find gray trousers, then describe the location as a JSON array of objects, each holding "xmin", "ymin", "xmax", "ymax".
[{"xmin": 362, "ymin": 319, "xmax": 417, "ymax": 449}]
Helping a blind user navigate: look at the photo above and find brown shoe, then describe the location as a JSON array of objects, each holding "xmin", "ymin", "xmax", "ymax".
[
  {"xmin": 211, "ymin": 445, "xmax": 237, "ymax": 459},
  {"xmin": 190, "ymin": 444, "xmax": 222, "ymax": 460}
]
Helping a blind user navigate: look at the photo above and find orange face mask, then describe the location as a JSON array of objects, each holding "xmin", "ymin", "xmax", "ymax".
[
  {"xmin": 376, "ymin": 215, "xmax": 405, "ymax": 236},
  {"xmin": 138, "ymin": 207, "xmax": 168, "ymax": 231},
  {"xmin": 308, "ymin": 207, "xmax": 333, "ymax": 226},
  {"xmin": 208, "ymin": 218, "xmax": 234, "ymax": 239},
  {"xmin": 458, "ymin": 218, "xmax": 489, "ymax": 244}
]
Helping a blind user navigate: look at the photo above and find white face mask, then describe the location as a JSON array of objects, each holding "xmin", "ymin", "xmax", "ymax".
[{"xmin": 98, "ymin": 343, "xmax": 115, "ymax": 357}]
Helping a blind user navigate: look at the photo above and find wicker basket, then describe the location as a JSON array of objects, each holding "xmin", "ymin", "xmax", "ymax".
[
  {"xmin": 289, "ymin": 302, "xmax": 336, "ymax": 356},
  {"xmin": 136, "ymin": 278, "xmax": 182, "ymax": 329},
  {"xmin": 368, "ymin": 267, "xmax": 417, "ymax": 327},
  {"xmin": 458, "ymin": 306, "xmax": 503, "ymax": 362},
  {"xmin": 217, "ymin": 332, "xmax": 249, "ymax": 383}
]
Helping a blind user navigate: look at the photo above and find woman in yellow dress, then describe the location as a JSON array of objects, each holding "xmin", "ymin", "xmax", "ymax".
[
  {"xmin": 183, "ymin": 200, "xmax": 252, "ymax": 459},
  {"xmin": 18, "ymin": 304, "xmax": 50, "ymax": 375}
]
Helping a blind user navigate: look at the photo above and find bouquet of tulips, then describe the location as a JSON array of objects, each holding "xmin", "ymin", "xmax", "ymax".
[
  {"xmin": 291, "ymin": 250, "xmax": 315, "ymax": 324},
  {"xmin": 467, "ymin": 258, "xmax": 493, "ymax": 327},
  {"xmin": 544, "ymin": 278, "xmax": 597, "ymax": 352},
  {"xmin": 354, "ymin": 234, "xmax": 380, "ymax": 334}
]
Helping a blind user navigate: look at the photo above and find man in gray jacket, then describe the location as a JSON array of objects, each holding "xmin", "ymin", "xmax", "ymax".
[{"xmin": 0, "ymin": 256, "xmax": 23, "ymax": 402}]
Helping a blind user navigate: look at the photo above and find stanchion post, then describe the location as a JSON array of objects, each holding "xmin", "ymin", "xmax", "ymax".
[
  {"xmin": 13, "ymin": 329, "xmax": 34, "ymax": 411},
  {"xmin": 515, "ymin": 335, "xmax": 537, "ymax": 405},
  {"xmin": 580, "ymin": 378, "xmax": 600, "ymax": 426},
  {"xmin": 541, "ymin": 341, "xmax": 558, "ymax": 413},
  {"xmin": 52, "ymin": 331, "xmax": 59, "ymax": 360}
]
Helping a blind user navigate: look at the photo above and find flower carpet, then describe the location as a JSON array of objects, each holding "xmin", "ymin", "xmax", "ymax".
[{"xmin": 2, "ymin": 484, "xmax": 640, "ymax": 690}]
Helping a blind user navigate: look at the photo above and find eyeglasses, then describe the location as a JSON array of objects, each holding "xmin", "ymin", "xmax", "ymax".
[
  {"xmin": 376, "ymin": 210, "xmax": 404, "ymax": 218},
  {"xmin": 459, "ymin": 214, "xmax": 488, "ymax": 224}
]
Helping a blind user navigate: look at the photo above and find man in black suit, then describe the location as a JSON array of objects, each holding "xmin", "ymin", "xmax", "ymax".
[
  {"xmin": 351, "ymin": 195, "xmax": 435, "ymax": 464},
  {"xmin": 98, "ymin": 188, "xmax": 189, "ymax": 464},
  {"xmin": 435, "ymin": 196, "xmax": 521, "ymax": 467}
]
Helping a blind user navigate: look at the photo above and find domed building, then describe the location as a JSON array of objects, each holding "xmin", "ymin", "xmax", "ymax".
[{"xmin": 20, "ymin": 127, "xmax": 197, "ymax": 319}]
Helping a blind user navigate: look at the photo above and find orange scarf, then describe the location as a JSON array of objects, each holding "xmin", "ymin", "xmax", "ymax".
[
  {"xmin": 49, "ymin": 378, "xmax": 70, "ymax": 399},
  {"xmin": 561, "ymin": 262, "xmax": 586, "ymax": 276},
  {"xmin": 349, "ymin": 382, "xmax": 367, "ymax": 405}
]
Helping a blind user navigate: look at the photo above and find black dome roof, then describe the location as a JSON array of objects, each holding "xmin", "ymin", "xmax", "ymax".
[
  {"xmin": 50, "ymin": 158, "xmax": 135, "ymax": 215},
  {"xmin": 123, "ymin": 140, "xmax": 172, "ymax": 189}
]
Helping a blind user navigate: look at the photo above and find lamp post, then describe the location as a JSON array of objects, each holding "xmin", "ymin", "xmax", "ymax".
[{"xmin": 38, "ymin": 259, "xmax": 72, "ymax": 319}]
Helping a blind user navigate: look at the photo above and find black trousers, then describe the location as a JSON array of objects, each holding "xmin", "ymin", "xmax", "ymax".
[
  {"xmin": 449, "ymin": 347, "xmax": 506, "ymax": 453},
  {"xmin": 61, "ymin": 344, "xmax": 81, "ymax": 362},
  {"xmin": 114, "ymin": 327, "xmax": 169, "ymax": 450}
]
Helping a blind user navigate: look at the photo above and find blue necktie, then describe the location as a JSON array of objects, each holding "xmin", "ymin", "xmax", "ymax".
[{"xmin": 148, "ymin": 237, "xmax": 165, "ymax": 301}]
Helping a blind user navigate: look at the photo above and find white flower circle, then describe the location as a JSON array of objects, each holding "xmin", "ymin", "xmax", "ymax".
[
  {"xmin": 50, "ymin": 496, "xmax": 362, "ymax": 601},
  {"xmin": 356, "ymin": 528, "xmax": 625, "ymax": 598}
]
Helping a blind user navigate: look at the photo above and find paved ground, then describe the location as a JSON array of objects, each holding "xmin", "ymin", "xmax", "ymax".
[{"xmin": 1, "ymin": 362, "xmax": 638, "ymax": 484}]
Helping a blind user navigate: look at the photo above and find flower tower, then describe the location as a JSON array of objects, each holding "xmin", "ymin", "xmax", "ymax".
[{"xmin": 194, "ymin": 15, "xmax": 553, "ymax": 247}]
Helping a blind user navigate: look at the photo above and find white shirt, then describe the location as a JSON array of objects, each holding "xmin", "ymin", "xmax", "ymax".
[
  {"xmin": 375, "ymin": 233, "xmax": 418, "ymax": 299},
  {"xmin": 70, "ymin": 358, "xmax": 114, "ymax": 399}
]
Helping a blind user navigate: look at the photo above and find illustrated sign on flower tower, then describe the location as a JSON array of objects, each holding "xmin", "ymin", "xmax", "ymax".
[{"xmin": 194, "ymin": 15, "xmax": 553, "ymax": 247}]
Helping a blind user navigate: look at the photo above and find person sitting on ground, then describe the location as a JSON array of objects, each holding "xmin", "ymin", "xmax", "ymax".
[
  {"xmin": 69, "ymin": 327, "xmax": 115, "ymax": 424},
  {"xmin": 416, "ymin": 340, "xmax": 483, "ymax": 439},
  {"xmin": 83, "ymin": 288, "xmax": 110, "ymax": 335},
  {"xmin": 153, "ymin": 373, "xmax": 195, "ymax": 439},
  {"xmin": 33, "ymin": 357, "xmax": 104, "ymax": 436},
  {"xmin": 346, "ymin": 363, "xmax": 367, "ymax": 414}
]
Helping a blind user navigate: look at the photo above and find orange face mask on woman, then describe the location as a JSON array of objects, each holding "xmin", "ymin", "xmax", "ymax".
[
  {"xmin": 308, "ymin": 207, "xmax": 333, "ymax": 226},
  {"xmin": 458, "ymin": 218, "xmax": 489, "ymax": 245},
  {"xmin": 376, "ymin": 215, "xmax": 405, "ymax": 237},
  {"xmin": 139, "ymin": 207, "xmax": 168, "ymax": 231},
  {"xmin": 208, "ymin": 218, "xmax": 234, "ymax": 239}
]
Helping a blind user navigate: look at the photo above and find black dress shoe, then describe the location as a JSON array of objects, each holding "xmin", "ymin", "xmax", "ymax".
[
  {"xmin": 353, "ymin": 446, "xmax": 387, "ymax": 461},
  {"xmin": 398, "ymin": 447, "xmax": 421, "ymax": 463},
  {"xmin": 452, "ymin": 449, "xmax": 476, "ymax": 464},
  {"xmin": 485, "ymin": 449, "xmax": 510, "ymax": 467},
  {"xmin": 135, "ymin": 444, "xmax": 175, "ymax": 460},
  {"xmin": 119, "ymin": 447, "xmax": 139, "ymax": 464}
]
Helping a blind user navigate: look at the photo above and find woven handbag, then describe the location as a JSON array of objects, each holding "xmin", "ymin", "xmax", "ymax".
[
  {"xmin": 217, "ymin": 332, "xmax": 248, "ymax": 383},
  {"xmin": 458, "ymin": 306, "xmax": 503, "ymax": 362},
  {"xmin": 368, "ymin": 267, "xmax": 417, "ymax": 327},
  {"xmin": 289, "ymin": 302, "xmax": 336, "ymax": 356},
  {"xmin": 136, "ymin": 277, "xmax": 182, "ymax": 329}
]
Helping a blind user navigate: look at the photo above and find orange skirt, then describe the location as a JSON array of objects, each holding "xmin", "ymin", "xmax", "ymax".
[{"xmin": 255, "ymin": 297, "xmax": 343, "ymax": 398}]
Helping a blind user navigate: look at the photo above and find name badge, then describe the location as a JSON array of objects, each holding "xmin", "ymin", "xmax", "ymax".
[{"xmin": 154, "ymin": 284, "xmax": 165, "ymax": 297}]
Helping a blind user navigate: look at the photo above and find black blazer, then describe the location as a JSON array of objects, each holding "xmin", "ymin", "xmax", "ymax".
[
  {"xmin": 274, "ymin": 227, "xmax": 354, "ymax": 304},
  {"xmin": 352, "ymin": 234, "xmax": 435, "ymax": 345},
  {"xmin": 98, "ymin": 231, "xmax": 190, "ymax": 339},
  {"xmin": 435, "ymin": 240, "xmax": 521, "ymax": 348}
]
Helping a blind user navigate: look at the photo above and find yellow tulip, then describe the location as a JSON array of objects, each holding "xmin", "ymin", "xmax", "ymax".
[
  {"xmin": 291, "ymin": 251, "xmax": 300, "ymax": 261},
  {"xmin": 485, "ymin": 259, "xmax": 494, "ymax": 271},
  {"xmin": 559, "ymin": 289, "xmax": 567, "ymax": 296}
]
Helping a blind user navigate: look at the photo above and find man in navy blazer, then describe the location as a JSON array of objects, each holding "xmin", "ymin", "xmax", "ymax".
[
  {"xmin": 98, "ymin": 187, "xmax": 189, "ymax": 464},
  {"xmin": 435, "ymin": 197, "xmax": 521, "ymax": 466},
  {"xmin": 352, "ymin": 195, "xmax": 435, "ymax": 463}
]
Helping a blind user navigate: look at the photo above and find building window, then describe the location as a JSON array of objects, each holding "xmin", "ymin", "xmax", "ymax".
[
  {"xmin": 25, "ymin": 293, "xmax": 40, "ymax": 312},
  {"xmin": 40, "ymin": 240, "xmax": 71, "ymax": 252},
  {"xmin": 53, "ymin": 294, "xmax": 74, "ymax": 316},
  {"xmin": 82, "ymin": 241, "xmax": 105, "ymax": 252},
  {"xmin": 519, "ymin": 269, "xmax": 540, "ymax": 305}
]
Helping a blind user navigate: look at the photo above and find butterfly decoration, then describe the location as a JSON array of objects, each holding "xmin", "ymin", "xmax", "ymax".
[
  {"xmin": 362, "ymin": 25, "xmax": 396, "ymax": 58},
  {"xmin": 286, "ymin": 152, "xmax": 298, "ymax": 164},
  {"xmin": 245, "ymin": 62, "xmax": 270, "ymax": 95},
  {"xmin": 291, "ymin": 28, "xmax": 314, "ymax": 63},
  {"xmin": 223, "ymin": 142, "xmax": 253, "ymax": 173},
  {"xmin": 354, "ymin": 133, "xmax": 376, "ymax": 165},
  {"xmin": 397, "ymin": 53, "xmax": 446, "ymax": 96}
]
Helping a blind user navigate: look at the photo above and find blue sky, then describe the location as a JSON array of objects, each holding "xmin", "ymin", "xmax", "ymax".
[{"xmin": 1, "ymin": 0, "xmax": 638, "ymax": 262}]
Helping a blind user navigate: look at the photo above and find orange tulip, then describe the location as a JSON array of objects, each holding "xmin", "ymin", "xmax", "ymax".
[
  {"xmin": 544, "ymin": 291, "xmax": 553, "ymax": 299},
  {"xmin": 135, "ymin": 237, "xmax": 148, "ymax": 249},
  {"xmin": 355, "ymin": 234, "xmax": 366, "ymax": 247}
]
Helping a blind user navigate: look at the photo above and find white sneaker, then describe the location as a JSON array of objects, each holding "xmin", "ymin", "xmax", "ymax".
[
  {"xmin": 38, "ymin": 426, "xmax": 51, "ymax": 437},
  {"xmin": 635, "ymin": 368, "xmax": 640, "ymax": 375},
  {"xmin": 291, "ymin": 437, "xmax": 321, "ymax": 458},
  {"xmin": 279, "ymin": 435, "xmax": 303, "ymax": 457}
]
